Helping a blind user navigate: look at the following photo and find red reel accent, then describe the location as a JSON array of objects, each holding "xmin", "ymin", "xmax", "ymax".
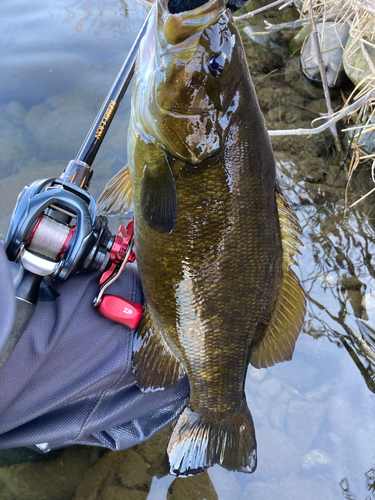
[
  {"xmin": 99, "ymin": 220, "xmax": 136, "ymax": 285},
  {"xmin": 97, "ymin": 295, "xmax": 143, "ymax": 330}
]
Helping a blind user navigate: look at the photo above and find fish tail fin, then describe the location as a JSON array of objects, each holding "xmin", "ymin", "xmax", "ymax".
[{"xmin": 166, "ymin": 404, "xmax": 257, "ymax": 476}]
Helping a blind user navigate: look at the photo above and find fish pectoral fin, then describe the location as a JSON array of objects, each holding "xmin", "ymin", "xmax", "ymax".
[
  {"xmin": 250, "ymin": 188, "xmax": 306, "ymax": 368},
  {"xmin": 167, "ymin": 404, "xmax": 257, "ymax": 476},
  {"xmin": 132, "ymin": 308, "xmax": 185, "ymax": 392},
  {"xmin": 140, "ymin": 157, "xmax": 177, "ymax": 234},
  {"xmin": 96, "ymin": 164, "xmax": 133, "ymax": 216}
]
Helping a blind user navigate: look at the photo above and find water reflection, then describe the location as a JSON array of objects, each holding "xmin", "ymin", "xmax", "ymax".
[{"xmin": 278, "ymin": 153, "xmax": 375, "ymax": 395}]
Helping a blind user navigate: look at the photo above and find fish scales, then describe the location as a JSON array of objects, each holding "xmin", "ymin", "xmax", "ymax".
[{"xmin": 97, "ymin": 0, "xmax": 305, "ymax": 477}]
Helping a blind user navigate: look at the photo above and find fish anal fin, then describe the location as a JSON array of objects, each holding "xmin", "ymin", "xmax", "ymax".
[
  {"xmin": 96, "ymin": 164, "xmax": 133, "ymax": 216},
  {"xmin": 133, "ymin": 308, "xmax": 185, "ymax": 392},
  {"xmin": 167, "ymin": 404, "xmax": 257, "ymax": 476},
  {"xmin": 250, "ymin": 188, "xmax": 306, "ymax": 368},
  {"xmin": 140, "ymin": 157, "xmax": 177, "ymax": 234}
]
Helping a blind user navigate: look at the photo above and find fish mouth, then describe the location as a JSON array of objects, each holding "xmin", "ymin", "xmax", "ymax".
[{"xmin": 158, "ymin": 0, "xmax": 226, "ymax": 45}]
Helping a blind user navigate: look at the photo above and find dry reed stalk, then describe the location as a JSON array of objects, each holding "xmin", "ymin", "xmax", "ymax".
[{"xmin": 234, "ymin": 0, "xmax": 297, "ymax": 21}]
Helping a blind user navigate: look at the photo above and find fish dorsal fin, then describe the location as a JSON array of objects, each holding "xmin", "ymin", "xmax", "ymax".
[
  {"xmin": 133, "ymin": 307, "xmax": 186, "ymax": 392},
  {"xmin": 250, "ymin": 188, "xmax": 306, "ymax": 368},
  {"xmin": 96, "ymin": 164, "xmax": 133, "ymax": 216}
]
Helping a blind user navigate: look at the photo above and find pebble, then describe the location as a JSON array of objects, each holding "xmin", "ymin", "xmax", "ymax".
[
  {"xmin": 301, "ymin": 22, "xmax": 350, "ymax": 88},
  {"xmin": 269, "ymin": 402, "xmax": 288, "ymax": 430},
  {"xmin": 258, "ymin": 378, "xmax": 282, "ymax": 398},
  {"xmin": 256, "ymin": 426, "xmax": 301, "ymax": 477},
  {"xmin": 244, "ymin": 474, "xmax": 337, "ymax": 499},
  {"xmin": 25, "ymin": 102, "xmax": 95, "ymax": 158},
  {"xmin": 302, "ymin": 449, "xmax": 331, "ymax": 469},
  {"xmin": 286, "ymin": 400, "xmax": 325, "ymax": 452},
  {"xmin": 249, "ymin": 367, "xmax": 267, "ymax": 381},
  {"xmin": 269, "ymin": 358, "xmax": 318, "ymax": 392}
]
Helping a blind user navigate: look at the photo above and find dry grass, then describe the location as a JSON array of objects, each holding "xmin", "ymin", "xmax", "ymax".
[{"xmin": 299, "ymin": 0, "xmax": 375, "ymax": 204}]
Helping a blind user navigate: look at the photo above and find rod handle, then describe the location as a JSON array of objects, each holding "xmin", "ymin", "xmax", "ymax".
[{"xmin": 0, "ymin": 268, "xmax": 43, "ymax": 371}]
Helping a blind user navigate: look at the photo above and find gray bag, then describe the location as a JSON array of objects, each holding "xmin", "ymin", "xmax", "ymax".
[{"xmin": 0, "ymin": 242, "xmax": 189, "ymax": 452}]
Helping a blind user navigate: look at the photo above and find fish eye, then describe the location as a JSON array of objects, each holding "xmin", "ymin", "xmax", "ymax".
[{"xmin": 207, "ymin": 53, "xmax": 226, "ymax": 77}]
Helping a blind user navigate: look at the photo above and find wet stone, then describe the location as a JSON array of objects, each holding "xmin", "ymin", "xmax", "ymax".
[
  {"xmin": 302, "ymin": 449, "xmax": 331, "ymax": 469},
  {"xmin": 289, "ymin": 25, "xmax": 312, "ymax": 53},
  {"xmin": 249, "ymin": 367, "xmax": 267, "ymax": 381},
  {"xmin": 244, "ymin": 473, "xmax": 337, "ymax": 499},
  {"xmin": 258, "ymin": 378, "xmax": 282, "ymax": 398},
  {"xmin": 286, "ymin": 400, "xmax": 325, "ymax": 452},
  {"xmin": 167, "ymin": 472, "xmax": 218, "ymax": 500},
  {"xmin": 104, "ymin": 486, "xmax": 148, "ymax": 500},
  {"xmin": 256, "ymin": 426, "xmax": 301, "ymax": 477},
  {"xmin": 5, "ymin": 100, "xmax": 27, "ymax": 126},
  {"xmin": 243, "ymin": 25, "xmax": 284, "ymax": 50},
  {"xmin": 267, "ymin": 106, "xmax": 286, "ymax": 123},
  {"xmin": 25, "ymin": 101, "xmax": 95, "ymax": 158},
  {"xmin": 135, "ymin": 426, "xmax": 171, "ymax": 478},
  {"xmin": 269, "ymin": 358, "xmax": 318, "ymax": 392},
  {"xmin": 117, "ymin": 450, "xmax": 151, "ymax": 488},
  {"xmin": 269, "ymin": 402, "xmax": 288, "ymax": 430},
  {"xmin": 301, "ymin": 22, "xmax": 350, "ymax": 88},
  {"xmin": 0, "ymin": 447, "xmax": 91, "ymax": 500},
  {"xmin": 344, "ymin": 39, "xmax": 375, "ymax": 89},
  {"xmin": 0, "ymin": 120, "xmax": 32, "ymax": 178}
]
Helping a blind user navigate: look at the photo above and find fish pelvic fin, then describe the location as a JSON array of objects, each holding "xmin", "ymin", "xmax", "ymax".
[
  {"xmin": 96, "ymin": 164, "xmax": 133, "ymax": 216},
  {"xmin": 140, "ymin": 156, "xmax": 178, "ymax": 234},
  {"xmin": 166, "ymin": 404, "xmax": 257, "ymax": 476},
  {"xmin": 250, "ymin": 187, "xmax": 306, "ymax": 368},
  {"xmin": 133, "ymin": 307, "xmax": 185, "ymax": 392}
]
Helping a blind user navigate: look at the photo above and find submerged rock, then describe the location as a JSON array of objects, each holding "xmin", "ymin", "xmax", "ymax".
[
  {"xmin": 269, "ymin": 402, "xmax": 288, "ymax": 430},
  {"xmin": 167, "ymin": 472, "xmax": 218, "ymax": 500},
  {"xmin": 245, "ymin": 474, "xmax": 337, "ymax": 499},
  {"xmin": 0, "ymin": 120, "xmax": 32, "ymax": 179},
  {"xmin": 5, "ymin": 100, "xmax": 27, "ymax": 126},
  {"xmin": 0, "ymin": 447, "xmax": 91, "ymax": 500},
  {"xmin": 243, "ymin": 25, "xmax": 282, "ymax": 49},
  {"xmin": 258, "ymin": 378, "xmax": 282, "ymax": 398},
  {"xmin": 302, "ymin": 449, "xmax": 331, "ymax": 469},
  {"xmin": 25, "ymin": 101, "xmax": 95, "ymax": 159},
  {"xmin": 301, "ymin": 22, "xmax": 350, "ymax": 88},
  {"xmin": 286, "ymin": 400, "xmax": 325, "ymax": 452},
  {"xmin": 346, "ymin": 115, "xmax": 375, "ymax": 155},
  {"xmin": 289, "ymin": 24, "xmax": 311, "ymax": 53}
]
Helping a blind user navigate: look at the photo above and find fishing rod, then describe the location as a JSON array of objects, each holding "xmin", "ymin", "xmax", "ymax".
[{"xmin": 1, "ymin": 9, "xmax": 152, "ymax": 370}]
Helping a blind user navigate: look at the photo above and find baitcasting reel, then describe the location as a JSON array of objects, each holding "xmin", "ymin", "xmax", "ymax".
[{"xmin": 0, "ymin": 10, "xmax": 151, "ymax": 370}]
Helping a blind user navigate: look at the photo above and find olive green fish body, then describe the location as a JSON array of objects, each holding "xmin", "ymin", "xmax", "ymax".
[
  {"xmin": 131, "ymin": 123, "xmax": 282, "ymax": 415},
  {"xmin": 97, "ymin": 0, "xmax": 305, "ymax": 476}
]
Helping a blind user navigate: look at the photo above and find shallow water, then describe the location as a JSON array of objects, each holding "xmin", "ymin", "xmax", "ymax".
[{"xmin": 1, "ymin": 1, "xmax": 375, "ymax": 499}]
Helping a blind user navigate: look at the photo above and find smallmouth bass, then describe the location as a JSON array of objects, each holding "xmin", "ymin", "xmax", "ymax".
[{"xmin": 97, "ymin": 0, "xmax": 306, "ymax": 476}]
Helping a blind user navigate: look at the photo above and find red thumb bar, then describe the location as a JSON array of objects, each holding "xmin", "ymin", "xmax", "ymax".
[{"xmin": 97, "ymin": 295, "xmax": 143, "ymax": 330}]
